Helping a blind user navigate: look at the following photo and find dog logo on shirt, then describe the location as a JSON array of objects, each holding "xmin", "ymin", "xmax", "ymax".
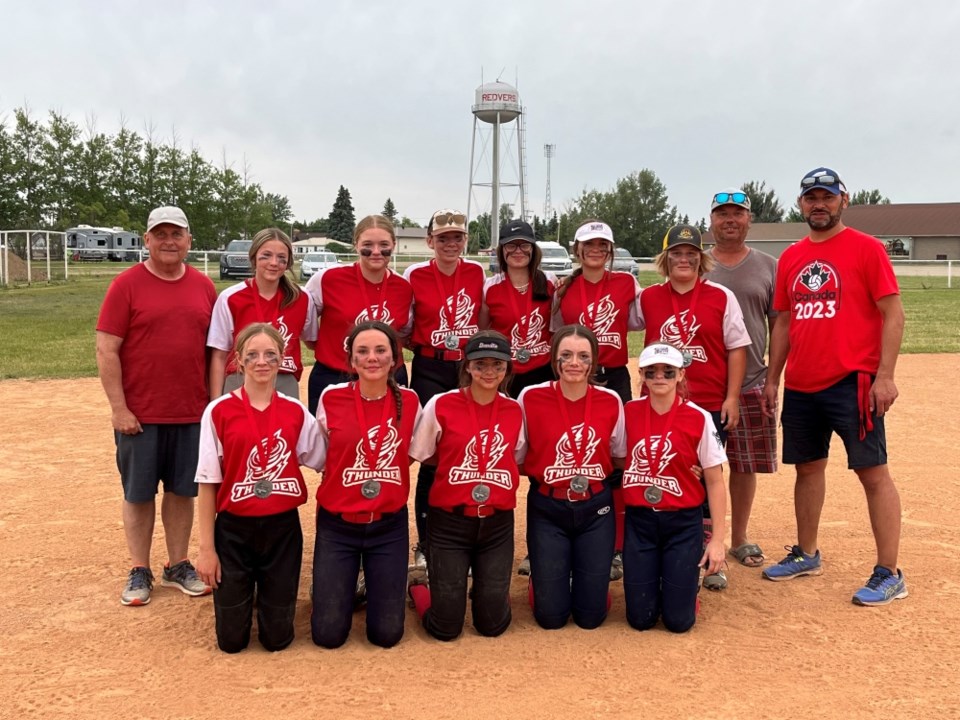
[
  {"xmin": 448, "ymin": 424, "xmax": 513, "ymax": 489},
  {"xmin": 231, "ymin": 429, "xmax": 302, "ymax": 502},
  {"xmin": 342, "ymin": 418, "xmax": 404, "ymax": 488},
  {"xmin": 622, "ymin": 433, "xmax": 683, "ymax": 497}
]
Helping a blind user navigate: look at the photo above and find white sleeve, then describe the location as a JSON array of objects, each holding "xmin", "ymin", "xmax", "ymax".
[
  {"xmin": 695, "ymin": 405, "xmax": 728, "ymax": 468},
  {"xmin": 304, "ymin": 270, "xmax": 324, "ymax": 314},
  {"xmin": 610, "ymin": 396, "xmax": 627, "ymax": 459},
  {"xmin": 626, "ymin": 277, "xmax": 644, "ymax": 331},
  {"xmin": 514, "ymin": 408, "xmax": 528, "ymax": 465},
  {"xmin": 715, "ymin": 282, "xmax": 752, "ymax": 350},
  {"xmin": 409, "ymin": 395, "xmax": 441, "ymax": 461},
  {"xmin": 195, "ymin": 402, "xmax": 224, "ymax": 484},
  {"xmin": 206, "ymin": 287, "xmax": 237, "ymax": 351},
  {"xmin": 301, "ymin": 291, "xmax": 318, "ymax": 342},
  {"xmin": 297, "ymin": 404, "xmax": 327, "ymax": 470}
]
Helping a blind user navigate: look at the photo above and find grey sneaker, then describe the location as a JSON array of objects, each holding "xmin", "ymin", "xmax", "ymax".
[
  {"xmin": 412, "ymin": 543, "xmax": 427, "ymax": 571},
  {"xmin": 161, "ymin": 560, "xmax": 211, "ymax": 597},
  {"xmin": 517, "ymin": 555, "xmax": 531, "ymax": 576},
  {"xmin": 121, "ymin": 566, "xmax": 154, "ymax": 606},
  {"xmin": 610, "ymin": 551, "xmax": 624, "ymax": 581}
]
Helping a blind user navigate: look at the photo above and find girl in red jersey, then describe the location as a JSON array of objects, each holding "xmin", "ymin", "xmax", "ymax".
[
  {"xmin": 403, "ymin": 209, "xmax": 486, "ymax": 571},
  {"xmin": 553, "ymin": 220, "xmax": 641, "ymax": 581},
  {"xmin": 311, "ymin": 321, "xmax": 421, "ymax": 648},
  {"xmin": 638, "ymin": 223, "xmax": 750, "ymax": 590},
  {"xmin": 195, "ymin": 323, "xmax": 325, "ymax": 653},
  {"xmin": 621, "ymin": 343, "xmax": 727, "ymax": 632},
  {"xmin": 480, "ymin": 220, "xmax": 557, "ymax": 399},
  {"xmin": 207, "ymin": 228, "xmax": 317, "ymax": 400},
  {"xmin": 407, "ymin": 331, "xmax": 526, "ymax": 641},
  {"xmin": 517, "ymin": 324, "xmax": 626, "ymax": 629},
  {"xmin": 305, "ymin": 215, "xmax": 413, "ymax": 415}
]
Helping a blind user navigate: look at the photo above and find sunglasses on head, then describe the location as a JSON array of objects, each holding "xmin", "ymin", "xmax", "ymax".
[
  {"xmin": 432, "ymin": 211, "xmax": 466, "ymax": 229},
  {"xmin": 713, "ymin": 192, "xmax": 748, "ymax": 205},
  {"xmin": 643, "ymin": 368, "xmax": 677, "ymax": 379},
  {"xmin": 358, "ymin": 247, "xmax": 392, "ymax": 257},
  {"xmin": 801, "ymin": 175, "xmax": 842, "ymax": 188}
]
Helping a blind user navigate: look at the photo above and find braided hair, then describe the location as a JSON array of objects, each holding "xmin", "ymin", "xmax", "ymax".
[{"xmin": 345, "ymin": 320, "xmax": 405, "ymax": 424}]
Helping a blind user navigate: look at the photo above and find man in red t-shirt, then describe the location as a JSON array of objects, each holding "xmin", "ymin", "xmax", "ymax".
[
  {"xmin": 96, "ymin": 206, "xmax": 217, "ymax": 607},
  {"xmin": 761, "ymin": 168, "xmax": 907, "ymax": 607}
]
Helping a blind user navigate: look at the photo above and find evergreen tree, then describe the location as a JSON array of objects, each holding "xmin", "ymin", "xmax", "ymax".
[
  {"xmin": 327, "ymin": 185, "xmax": 355, "ymax": 243},
  {"xmin": 382, "ymin": 197, "xmax": 398, "ymax": 222},
  {"xmin": 850, "ymin": 189, "xmax": 891, "ymax": 205},
  {"xmin": 740, "ymin": 180, "xmax": 785, "ymax": 223}
]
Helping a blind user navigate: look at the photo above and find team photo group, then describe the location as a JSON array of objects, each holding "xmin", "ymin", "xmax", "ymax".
[{"xmin": 94, "ymin": 165, "xmax": 907, "ymax": 654}]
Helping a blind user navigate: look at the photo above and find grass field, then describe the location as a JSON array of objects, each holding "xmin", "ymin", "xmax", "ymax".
[{"xmin": 0, "ymin": 274, "xmax": 956, "ymax": 380}]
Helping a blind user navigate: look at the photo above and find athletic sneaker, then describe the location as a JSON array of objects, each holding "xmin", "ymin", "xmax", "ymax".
[
  {"xmin": 161, "ymin": 560, "xmax": 211, "ymax": 597},
  {"xmin": 121, "ymin": 566, "xmax": 154, "ymax": 606},
  {"xmin": 517, "ymin": 555, "xmax": 531, "ymax": 576},
  {"xmin": 610, "ymin": 551, "xmax": 624, "ymax": 581},
  {"xmin": 852, "ymin": 566, "xmax": 908, "ymax": 606},
  {"xmin": 412, "ymin": 543, "xmax": 427, "ymax": 571},
  {"xmin": 762, "ymin": 545, "xmax": 823, "ymax": 581},
  {"xmin": 354, "ymin": 571, "xmax": 367, "ymax": 610}
]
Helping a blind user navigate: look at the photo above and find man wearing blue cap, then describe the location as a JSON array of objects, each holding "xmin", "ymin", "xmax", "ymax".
[{"xmin": 761, "ymin": 168, "xmax": 907, "ymax": 606}]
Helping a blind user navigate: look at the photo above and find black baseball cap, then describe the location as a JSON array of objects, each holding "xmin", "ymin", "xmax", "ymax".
[
  {"xmin": 499, "ymin": 220, "xmax": 535, "ymax": 245},
  {"xmin": 662, "ymin": 224, "xmax": 703, "ymax": 251},
  {"xmin": 800, "ymin": 167, "xmax": 847, "ymax": 196},
  {"xmin": 464, "ymin": 334, "xmax": 512, "ymax": 362}
]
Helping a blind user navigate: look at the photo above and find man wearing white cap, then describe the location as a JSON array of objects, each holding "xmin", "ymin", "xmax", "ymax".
[{"xmin": 96, "ymin": 206, "xmax": 217, "ymax": 606}]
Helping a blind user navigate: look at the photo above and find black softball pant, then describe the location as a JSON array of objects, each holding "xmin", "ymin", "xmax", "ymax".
[
  {"xmin": 421, "ymin": 507, "xmax": 514, "ymax": 641},
  {"xmin": 311, "ymin": 507, "xmax": 409, "ymax": 649},
  {"xmin": 213, "ymin": 509, "xmax": 302, "ymax": 653}
]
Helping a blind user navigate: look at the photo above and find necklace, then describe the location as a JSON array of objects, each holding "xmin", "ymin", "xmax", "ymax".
[
  {"xmin": 513, "ymin": 282, "xmax": 529, "ymax": 292},
  {"xmin": 360, "ymin": 390, "xmax": 387, "ymax": 401}
]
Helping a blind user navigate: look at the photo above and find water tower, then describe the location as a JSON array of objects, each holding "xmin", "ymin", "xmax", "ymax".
[{"xmin": 467, "ymin": 81, "xmax": 528, "ymax": 248}]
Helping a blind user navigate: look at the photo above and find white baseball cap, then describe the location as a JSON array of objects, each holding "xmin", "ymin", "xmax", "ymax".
[
  {"xmin": 574, "ymin": 220, "xmax": 614, "ymax": 245},
  {"xmin": 638, "ymin": 343, "xmax": 685, "ymax": 369},
  {"xmin": 147, "ymin": 206, "xmax": 190, "ymax": 232}
]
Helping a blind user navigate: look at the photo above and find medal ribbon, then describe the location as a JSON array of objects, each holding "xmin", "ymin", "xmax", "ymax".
[
  {"xmin": 667, "ymin": 278, "xmax": 702, "ymax": 350},
  {"xmin": 463, "ymin": 387, "xmax": 501, "ymax": 479},
  {"xmin": 247, "ymin": 278, "xmax": 279, "ymax": 325},
  {"xmin": 355, "ymin": 263, "xmax": 390, "ymax": 322},
  {"xmin": 577, "ymin": 271, "xmax": 610, "ymax": 332},
  {"xmin": 643, "ymin": 395, "xmax": 681, "ymax": 482},
  {"xmin": 240, "ymin": 386, "xmax": 279, "ymax": 474},
  {"xmin": 351, "ymin": 382, "xmax": 396, "ymax": 471},
  {"xmin": 504, "ymin": 276, "xmax": 535, "ymax": 350},
  {"xmin": 554, "ymin": 381, "xmax": 593, "ymax": 474},
  {"xmin": 431, "ymin": 258, "xmax": 463, "ymax": 343}
]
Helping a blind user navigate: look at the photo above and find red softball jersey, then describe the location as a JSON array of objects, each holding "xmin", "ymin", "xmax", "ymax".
[
  {"xmin": 483, "ymin": 273, "xmax": 557, "ymax": 373},
  {"xmin": 773, "ymin": 227, "xmax": 900, "ymax": 393},
  {"xmin": 639, "ymin": 280, "xmax": 751, "ymax": 411},
  {"xmin": 517, "ymin": 381, "xmax": 626, "ymax": 486},
  {"xmin": 409, "ymin": 389, "xmax": 526, "ymax": 511},
  {"xmin": 622, "ymin": 397, "xmax": 727, "ymax": 510},
  {"xmin": 97, "ymin": 263, "xmax": 216, "ymax": 423},
  {"xmin": 305, "ymin": 264, "xmax": 413, "ymax": 371},
  {"xmin": 207, "ymin": 280, "xmax": 317, "ymax": 379},
  {"xmin": 552, "ymin": 270, "xmax": 641, "ymax": 368},
  {"xmin": 196, "ymin": 391, "xmax": 326, "ymax": 516},
  {"xmin": 403, "ymin": 259, "xmax": 485, "ymax": 350},
  {"xmin": 315, "ymin": 382, "xmax": 421, "ymax": 515}
]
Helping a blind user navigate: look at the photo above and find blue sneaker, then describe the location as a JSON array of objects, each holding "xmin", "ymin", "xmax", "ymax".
[
  {"xmin": 852, "ymin": 566, "xmax": 908, "ymax": 606},
  {"xmin": 762, "ymin": 545, "xmax": 823, "ymax": 581}
]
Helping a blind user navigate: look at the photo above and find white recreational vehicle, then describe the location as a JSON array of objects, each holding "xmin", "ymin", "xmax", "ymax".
[{"xmin": 65, "ymin": 225, "xmax": 142, "ymax": 261}]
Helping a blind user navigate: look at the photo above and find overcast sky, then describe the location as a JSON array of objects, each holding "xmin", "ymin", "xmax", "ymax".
[{"xmin": 3, "ymin": 0, "xmax": 959, "ymax": 229}]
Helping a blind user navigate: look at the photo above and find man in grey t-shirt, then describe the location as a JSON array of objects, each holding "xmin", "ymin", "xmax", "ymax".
[{"xmin": 704, "ymin": 188, "xmax": 778, "ymax": 570}]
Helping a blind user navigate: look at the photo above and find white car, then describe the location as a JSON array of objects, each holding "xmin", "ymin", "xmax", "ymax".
[
  {"xmin": 299, "ymin": 251, "xmax": 340, "ymax": 280},
  {"xmin": 537, "ymin": 241, "xmax": 574, "ymax": 277}
]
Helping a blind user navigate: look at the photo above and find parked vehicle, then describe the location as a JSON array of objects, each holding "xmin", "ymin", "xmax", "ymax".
[
  {"xmin": 299, "ymin": 251, "xmax": 340, "ymax": 280},
  {"xmin": 65, "ymin": 225, "xmax": 142, "ymax": 261},
  {"xmin": 219, "ymin": 239, "xmax": 253, "ymax": 280},
  {"xmin": 613, "ymin": 247, "xmax": 640, "ymax": 277},
  {"xmin": 490, "ymin": 240, "xmax": 573, "ymax": 277}
]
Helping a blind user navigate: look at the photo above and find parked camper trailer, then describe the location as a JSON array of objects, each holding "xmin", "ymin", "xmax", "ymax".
[{"xmin": 65, "ymin": 226, "xmax": 142, "ymax": 261}]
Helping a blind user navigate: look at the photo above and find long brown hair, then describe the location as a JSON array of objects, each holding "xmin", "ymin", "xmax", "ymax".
[
  {"xmin": 556, "ymin": 218, "xmax": 614, "ymax": 302},
  {"xmin": 550, "ymin": 324, "xmax": 601, "ymax": 386},
  {"xmin": 345, "ymin": 320, "xmax": 404, "ymax": 424},
  {"xmin": 496, "ymin": 240, "xmax": 549, "ymax": 300},
  {"xmin": 249, "ymin": 228, "xmax": 300, "ymax": 308}
]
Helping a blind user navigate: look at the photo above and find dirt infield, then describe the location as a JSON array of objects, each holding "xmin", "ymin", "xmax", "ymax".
[{"xmin": 1, "ymin": 355, "xmax": 958, "ymax": 720}]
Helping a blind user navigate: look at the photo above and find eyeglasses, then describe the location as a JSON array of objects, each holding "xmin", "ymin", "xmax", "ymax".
[
  {"xmin": 643, "ymin": 368, "xmax": 677, "ymax": 379},
  {"xmin": 256, "ymin": 252, "xmax": 289, "ymax": 266},
  {"xmin": 432, "ymin": 211, "xmax": 466, "ymax": 229},
  {"xmin": 242, "ymin": 351, "xmax": 280, "ymax": 365},
  {"xmin": 503, "ymin": 242, "xmax": 532, "ymax": 255},
  {"xmin": 359, "ymin": 247, "xmax": 392, "ymax": 257},
  {"xmin": 713, "ymin": 192, "xmax": 748, "ymax": 205}
]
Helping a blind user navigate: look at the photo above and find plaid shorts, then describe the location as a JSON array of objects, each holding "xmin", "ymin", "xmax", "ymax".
[{"xmin": 726, "ymin": 384, "xmax": 778, "ymax": 474}]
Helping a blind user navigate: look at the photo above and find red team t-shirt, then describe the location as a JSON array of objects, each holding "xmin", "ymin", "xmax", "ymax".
[
  {"xmin": 207, "ymin": 280, "xmax": 317, "ymax": 379},
  {"xmin": 96, "ymin": 264, "xmax": 216, "ymax": 423},
  {"xmin": 196, "ymin": 391, "xmax": 325, "ymax": 516},
  {"xmin": 622, "ymin": 397, "xmax": 727, "ymax": 511},
  {"xmin": 639, "ymin": 280, "xmax": 751, "ymax": 411},
  {"xmin": 483, "ymin": 273, "xmax": 556, "ymax": 373},
  {"xmin": 774, "ymin": 227, "xmax": 900, "ymax": 393},
  {"xmin": 553, "ymin": 271, "xmax": 641, "ymax": 368},
  {"xmin": 305, "ymin": 264, "xmax": 413, "ymax": 372},
  {"xmin": 517, "ymin": 382, "xmax": 626, "ymax": 485},
  {"xmin": 315, "ymin": 383, "xmax": 421, "ymax": 515},
  {"xmin": 409, "ymin": 389, "xmax": 526, "ymax": 511},
  {"xmin": 404, "ymin": 259, "xmax": 485, "ymax": 350}
]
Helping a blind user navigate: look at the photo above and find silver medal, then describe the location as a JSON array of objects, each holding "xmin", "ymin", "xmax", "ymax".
[
  {"xmin": 644, "ymin": 485, "xmax": 663, "ymax": 504},
  {"xmin": 681, "ymin": 350, "xmax": 693, "ymax": 367},
  {"xmin": 471, "ymin": 484, "xmax": 491, "ymax": 503},
  {"xmin": 253, "ymin": 479, "xmax": 273, "ymax": 499},
  {"xmin": 569, "ymin": 475, "xmax": 590, "ymax": 493},
  {"xmin": 444, "ymin": 334, "xmax": 459, "ymax": 350},
  {"xmin": 515, "ymin": 348, "xmax": 530, "ymax": 363},
  {"xmin": 361, "ymin": 480, "xmax": 382, "ymax": 499}
]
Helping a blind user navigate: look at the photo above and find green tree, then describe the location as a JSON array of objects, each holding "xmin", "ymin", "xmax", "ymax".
[
  {"xmin": 11, "ymin": 107, "xmax": 49, "ymax": 227},
  {"xmin": 327, "ymin": 185, "xmax": 355, "ymax": 244},
  {"xmin": 382, "ymin": 197, "xmax": 398, "ymax": 222},
  {"xmin": 109, "ymin": 120, "xmax": 143, "ymax": 223},
  {"xmin": 584, "ymin": 169, "xmax": 677, "ymax": 256},
  {"xmin": 468, "ymin": 212, "xmax": 491, "ymax": 252},
  {"xmin": 267, "ymin": 193, "xmax": 293, "ymax": 226},
  {"xmin": 740, "ymin": 180, "xmax": 784, "ymax": 223},
  {"xmin": 77, "ymin": 118, "xmax": 114, "ymax": 224},
  {"xmin": 850, "ymin": 189, "xmax": 891, "ymax": 205},
  {"xmin": 0, "ymin": 116, "xmax": 18, "ymax": 228},
  {"xmin": 785, "ymin": 204, "xmax": 804, "ymax": 223},
  {"xmin": 40, "ymin": 111, "xmax": 82, "ymax": 229},
  {"xmin": 397, "ymin": 216, "xmax": 420, "ymax": 229}
]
